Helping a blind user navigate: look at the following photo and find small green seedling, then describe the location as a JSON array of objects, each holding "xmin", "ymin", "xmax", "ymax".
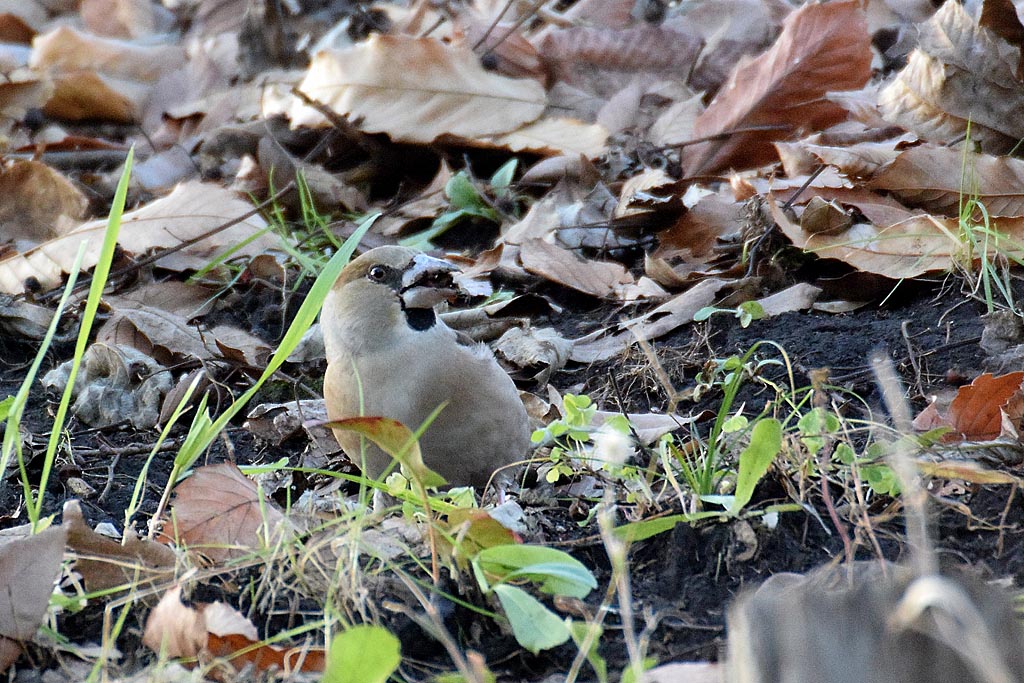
[
  {"xmin": 694, "ymin": 301, "xmax": 766, "ymax": 328},
  {"xmin": 403, "ymin": 159, "xmax": 519, "ymax": 248}
]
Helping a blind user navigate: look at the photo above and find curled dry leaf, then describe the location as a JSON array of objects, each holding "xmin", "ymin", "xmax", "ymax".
[
  {"xmin": 0, "ymin": 523, "xmax": 66, "ymax": 639},
  {"xmin": 913, "ymin": 372, "xmax": 1024, "ymax": 442},
  {"xmin": 539, "ymin": 25, "xmax": 704, "ymax": 90},
  {"xmin": 291, "ymin": 34, "xmax": 546, "ymax": 143},
  {"xmin": 770, "ymin": 197, "xmax": 1024, "ymax": 279},
  {"xmin": 30, "ymin": 26, "xmax": 184, "ymax": 121},
  {"xmin": 867, "ymin": 146, "xmax": 1024, "ymax": 217},
  {"xmin": 41, "ymin": 343, "xmax": 172, "ymax": 429},
  {"xmin": 476, "ymin": 117, "xmax": 609, "ymax": 158},
  {"xmin": 571, "ymin": 277, "xmax": 728, "ymax": 362},
  {"xmin": 63, "ymin": 500, "xmax": 176, "ymax": 593},
  {"xmin": 682, "ymin": 0, "xmax": 871, "ymax": 177},
  {"xmin": 518, "ymin": 238, "xmax": 636, "ymax": 299},
  {"xmin": 0, "ymin": 181, "xmax": 274, "ymax": 294},
  {"xmin": 493, "ymin": 325, "xmax": 573, "ymax": 385},
  {"xmin": 143, "ymin": 586, "xmax": 326, "ymax": 675},
  {"xmin": 878, "ymin": 2, "xmax": 1024, "ymax": 153},
  {"xmin": 0, "ymin": 159, "xmax": 87, "ymax": 242},
  {"xmin": 157, "ymin": 463, "xmax": 290, "ymax": 563}
]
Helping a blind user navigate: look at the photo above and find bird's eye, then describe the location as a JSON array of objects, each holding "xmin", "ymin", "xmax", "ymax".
[{"xmin": 367, "ymin": 265, "xmax": 387, "ymax": 282}]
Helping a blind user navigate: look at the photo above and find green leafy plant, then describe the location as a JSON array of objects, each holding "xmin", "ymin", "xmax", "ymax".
[
  {"xmin": 472, "ymin": 544, "xmax": 597, "ymax": 654},
  {"xmin": 694, "ymin": 301, "xmax": 766, "ymax": 328},
  {"xmin": 323, "ymin": 625, "xmax": 401, "ymax": 683},
  {"xmin": 531, "ymin": 394, "xmax": 636, "ymax": 484},
  {"xmin": 403, "ymin": 159, "xmax": 519, "ymax": 248}
]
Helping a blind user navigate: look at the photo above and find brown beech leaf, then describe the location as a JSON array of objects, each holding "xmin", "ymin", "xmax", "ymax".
[
  {"xmin": 63, "ymin": 500, "xmax": 175, "ymax": 593},
  {"xmin": 868, "ymin": 146, "xmax": 1024, "ymax": 217},
  {"xmin": 475, "ymin": 117, "xmax": 608, "ymax": 158},
  {"xmin": 0, "ymin": 159, "xmax": 88, "ymax": 242},
  {"xmin": 539, "ymin": 25, "xmax": 704, "ymax": 90},
  {"xmin": 291, "ymin": 35, "xmax": 546, "ymax": 143},
  {"xmin": 143, "ymin": 586, "xmax": 326, "ymax": 676},
  {"xmin": 0, "ymin": 181, "xmax": 273, "ymax": 294},
  {"xmin": 682, "ymin": 0, "xmax": 871, "ymax": 176},
  {"xmin": 518, "ymin": 238, "xmax": 634, "ymax": 299},
  {"xmin": 914, "ymin": 372, "xmax": 1024, "ymax": 442},
  {"xmin": 30, "ymin": 26, "xmax": 184, "ymax": 122},
  {"xmin": 158, "ymin": 463, "xmax": 289, "ymax": 563},
  {"xmin": 0, "ymin": 524, "xmax": 66, "ymax": 641},
  {"xmin": 570, "ymin": 278, "xmax": 729, "ymax": 362},
  {"xmin": 770, "ymin": 198, "xmax": 1024, "ymax": 279},
  {"xmin": 879, "ymin": 2, "xmax": 1024, "ymax": 153}
]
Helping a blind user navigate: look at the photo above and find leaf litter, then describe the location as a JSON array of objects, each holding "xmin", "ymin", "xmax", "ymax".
[{"xmin": 3, "ymin": 0, "xmax": 1024, "ymax": 679}]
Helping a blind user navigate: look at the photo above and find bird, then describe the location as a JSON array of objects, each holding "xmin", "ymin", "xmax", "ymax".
[{"xmin": 321, "ymin": 245, "xmax": 531, "ymax": 488}]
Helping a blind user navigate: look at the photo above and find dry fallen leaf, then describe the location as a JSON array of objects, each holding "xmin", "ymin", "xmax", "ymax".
[
  {"xmin": 158, "ymin": 463, "xmax": 290, "ymax": 563},
  {"xmin": 0, "ymin": 160, "xmax": 88, "ymax": 243},
  {"xmin": 144, "ymin": 586, "xmax": 326, "ymax": 676},
  {"xmin": 0, "ymin": 524, "xmax": 67, "ymax": 639},
  {"xmin": 770, "ymin": 197, "xmax": 1024, "ymax": 279},
  {"xmin": 0, "ymin": 181, "xmax": 274, "ymax": 294},
  {"xmin": 683, "ymin": 0, "xmax": 871, "ymax": 176},
  {"xmin": 291, "ymin": 34, "xmax": 546, "ymax": 143},
  {"xmin": 878, "ymin": 2, "xmax": 1024, "ymax": 153},
  {"xmin": 571, "ymin": 278, "xmax": 729, "ymax": 362},
  {"xmin": 518, "ymin": 238, "xmax": 635, "ymax": 299},
  {"xmin": 867, "ymin": 146, "xmax": 1024, "ymax": 217},
  {"xmin": 63, "ymin": 499, "xmax": 176, "ymax": 593},
  {"xmin": 30, "ymin": 26, "xmax": 184, "ymax": 121},
  {"xmin": 913, "ymin": 372, "xmax": 1024, "ymax": 442}
]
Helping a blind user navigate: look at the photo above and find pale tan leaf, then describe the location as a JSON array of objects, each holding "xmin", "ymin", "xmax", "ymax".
[
  {"xmin": 0, "ymin": 159, "xmax": 87, "ymax": 242},
  {"xmin": 142, "ymin": 586, "xmax": 206, "ymax": 659},
  {"xmin": 519, "ymin": 238, "xmax": 633, "ymax": 299},
  {"xmin": 776, "ymin": 140, "xmax": 904, "ymax": 179},
  {"xmin": 877, "ymin": 54, "xmax": 1015, "ymax": 152},
  {"xmin": 0, "ymin": 524, "xmax": 66, "ymax": 639},
  {"xmin": 649, "ymin": 94, "xmax": 704, "ymax": 147},
  {"xmin": 570, "ymin": 278, "xmax": 728, "ymax": 362},
  {"xmin": 30, "ymin": 26, "xmax": 184, "ymax": 122},
  {"xmin": 755, "ymin": 282, "xmax": 821, "ymax": 316},
  {"xmin": 479, "ymin": 117, "xmax": 608, "ymax": 157},
  {"xmin": 158, "ymin": 463, "xmax": 289, "ymax": 563},
  {"xmin": 143, "ymin": 585, "xmax": 326, "ymax": 674},
  {"xmin": 0, "ymin": 182, "xmax": 273, "ymax": 294},
  {"xmin": 867, "ymin": 146, "xmax": 1024, "ymax": 217},
  {"xmin": 915, "ymin": 460, "xmax": 1023, "ymax": 486},
  {"xmin": 615, "ymin": 168, "xmax": 674, "ymax": 218},
  {"xmin": 682, "ymin": 0, "xmax": 871, "ymax": 176},
  {"xmin": 771, "ymin": 199, "xmax": 1024, "ymax": 278},
  {"xmin": 878, "ymin": 3, "xmax": 1024, "ymax": 152},
  {"xmin": 63, "ymin": 500, "xmax": 176, "ymax": 593},
  {"xmin": 291, "ymin": 35, "xmax": 546, "ymax": 142}
]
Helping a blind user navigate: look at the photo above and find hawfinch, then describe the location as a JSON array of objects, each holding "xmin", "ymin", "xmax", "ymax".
[{"xmin": 322, "ymin": 246, "xmax": 530, "ymax": 487}]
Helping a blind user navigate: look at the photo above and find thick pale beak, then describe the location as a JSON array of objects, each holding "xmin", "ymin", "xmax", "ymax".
[{"xmin": 400, "ymin": 254, "xmax": 459, "ymax": 309}]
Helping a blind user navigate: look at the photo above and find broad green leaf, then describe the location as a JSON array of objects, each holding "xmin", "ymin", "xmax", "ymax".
[
  {"xmin": 475, "ymin": 544, "xmax": 596, "ymax": 598},
  {"xmin": 613, "ymin": 511, "xmax": 723, "ymax": 542},
  {"xmin": 0, "ymin": 396, "xmax": 13, "ymax": 422},
  {"xmin": 326, "ymin": 416, "xmax": 446, "ymax": 488},
  {"xmin": 730, "ymin": 418, "xmax": 782, "ymax": 515},
  {"xmin": 490, "ymin": 159, "xmax": 518, "ymax": 191},
  {"xmin": 493, "ymin": 584, "xmax": 570, "ymax": 653},
  {"xmin": 446, "ymin": 172, "xmax": 482, "ymax": 208},
  {"xmin": 324, "ymin": 625, "xmax": 400, "ymax": 683}
]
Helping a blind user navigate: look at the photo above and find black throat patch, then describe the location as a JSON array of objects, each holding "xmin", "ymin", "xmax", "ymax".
[{"xmin": 403, "ymin": 306, "xmax": 437, "ymax": 331}]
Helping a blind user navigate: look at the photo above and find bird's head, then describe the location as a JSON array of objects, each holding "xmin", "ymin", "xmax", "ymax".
[{"xmin": 322, "ymin": 246, "xmax": 460, "ymax": 352}]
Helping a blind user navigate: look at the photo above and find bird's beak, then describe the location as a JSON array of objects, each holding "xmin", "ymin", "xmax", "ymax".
[{"xmin": 400, "ymin": 254, "xmax": 460, "ymax": 309}]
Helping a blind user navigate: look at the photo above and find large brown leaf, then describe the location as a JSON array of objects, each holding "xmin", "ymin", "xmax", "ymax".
[
  {"xmin": 868, "ymin": 146, "xmax": 1024, "ymax": 217},
  {"xmin": 291, "ymin": 34, "xmax": 546, "ymax": 143},
  {"xmin": 682, "ymin": 0, "xmax": 871, "ymax": 176},
  {"xmin": 771, "ymin": 198, "xmax": 1024, "ymax": 279},
  {"xmin": 879, "ymin": 2, "xmax": 1024, "ymax": 153}
]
